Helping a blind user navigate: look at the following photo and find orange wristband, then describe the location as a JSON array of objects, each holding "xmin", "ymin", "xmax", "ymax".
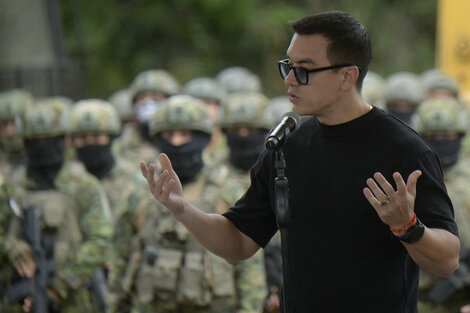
[{"xmin": 389, "ymin": 213, "xmax": 417, "ymax": 233}]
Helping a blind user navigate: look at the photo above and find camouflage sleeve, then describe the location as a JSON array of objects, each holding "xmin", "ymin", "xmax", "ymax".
[
  {"xmin": 235, "ymin": 250, "xmax": 268, "ymax": 313},
  {"xmin": 56, "ymin": 166, "xmax": 113, "ymax": 284}
]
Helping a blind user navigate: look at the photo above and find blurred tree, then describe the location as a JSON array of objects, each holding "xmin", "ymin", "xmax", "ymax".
[{"xmin": 59, "ymin": 0, "xmax": 437, "ymax": 99}]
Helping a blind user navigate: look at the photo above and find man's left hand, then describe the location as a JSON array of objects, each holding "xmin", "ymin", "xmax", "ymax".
[{"xmin": 363, "ymin": 170, "xmax": 422, "ymax": 230}]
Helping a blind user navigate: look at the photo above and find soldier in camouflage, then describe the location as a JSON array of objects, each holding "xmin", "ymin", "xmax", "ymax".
[
  {"xmin": 114, "ymin": 69, "xmax": 181, "ymax": 164},
  {"xmin": 68, "ymin": 99, "xmax": 141, "ymax": 220},
  {"xmin": 5, "ymin": 98, "xmax": 113, "ymax": 313},
  {"xmin": 384, "ymin": 72, "xmax": 425, "ymax": 125},
  {"xmin": 183, "ymin": 77, "xmax": 228, "ymax": 166},
  {"xmin": 0, "ymin": 89, "xmax": 33, "ymax": 180},
  {"xmin": 217, "ymin": 92, "xmax": 277, "ymax": 312},
  {"xmin": 411, "ymin": 98, "xmax": 470, "ymax": 313},
  {"xmin": 68, "ymin": 98, "xmax": 147, "ymax": 313},
  {"xmin": 112, "ymin": 95, "xmax": 266, "ymax": 313}
]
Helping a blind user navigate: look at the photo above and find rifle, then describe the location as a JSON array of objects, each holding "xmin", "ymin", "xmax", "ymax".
[
  {"xmin": 428, "ymin": 248, "xmax": 470, "ymax": 304},
  {"xmin": 5, "ymin": 203, "xmax": 56, "ymax": 313},
  {"xmin": 88, "ymin": 268, "xmax": 110, "ymax": 313}
]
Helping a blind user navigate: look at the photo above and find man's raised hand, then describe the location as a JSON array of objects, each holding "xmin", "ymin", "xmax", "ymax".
[
  {"xmin": 140, "ymin": 153, "xmax": 185, "ymax": 216},
  {"xmin": 363, "ymin": 170, "xmax": 422, "ymax": 231}
]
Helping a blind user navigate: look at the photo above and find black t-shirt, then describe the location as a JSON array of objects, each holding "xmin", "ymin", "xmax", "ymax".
[{"xmin": 223, "ymin": 107, "xmax": 458, "ymax": 313}]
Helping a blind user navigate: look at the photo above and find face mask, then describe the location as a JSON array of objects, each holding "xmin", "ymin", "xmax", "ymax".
[
  {"xmin": 387, "ymin": 109, "xmax": 416, "ymax": 125},
  {"xmin": 135, "ymin": 100, "xmax": 161, "ymax": 122},
  {"xmin": 426, "ymin": 137, "xmax": 462, "ymax": 169},
  {"xmin": 225, "ymin": 130, "xmax": 267, "ymax": 171},
  {"xmin": 157, "ymin": 132, "xmax": 210, "ymax": 183},
  {"xmin": 76, "ymin": 144, "xmax": 115, "ymax": 179},
  {"xmin": 25, "ymin": 137, "xmax": 65, "ymax": 189}
]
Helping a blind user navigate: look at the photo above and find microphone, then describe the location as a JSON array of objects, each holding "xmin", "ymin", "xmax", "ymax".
[{"xmin": 265, "ymin": 112, "xmax": 301, "ymax": 150}]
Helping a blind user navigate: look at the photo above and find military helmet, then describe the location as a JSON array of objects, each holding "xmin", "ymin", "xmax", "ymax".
[
  {"xmin": 421, "ymin": 69, "xmax": 459, "ymax": 97},
  {"xmin": 216, "ymin": 66, "xmax": 262, "ymax": 94},
  {"xmin": 0, "ymin": 89, "xmax": 34, "ymax": 122},
  {"xmin": 129, "ymin": 69, "xmax": 180, "ymax": 104},
  {"xmin": 69, "ymin": 99, "xmax": 121, "ymax": 136},
  {"xmin": 108, "ymin": 88, "xmax": 133, "ymax": 121},
  {"xmin": 362, "ymin": 71, "xmax": 385, "ymax": 109},
  {"xmin": 263, "ymin": 96, "xmax": 293, "ymax": 128},
  {"xmin": 412, "ymin": 98, "xmax": 469, "ymax": 135},
  {"xmin": 219, "ymin": 92, "xmax": 270, "ymax": 130},
  {"xmin": 149, "ymin": 95, "xmax": 213, "ymax": 136},
  {"xmin": 183, "ymin": 77, "xmax": 227, "ymax": 103},
  {"xmin": 23, "ymin": 98, "xmax": 69, "ymax": 139},
  {"xmin": 384, "ymin": 72, "xmax": 425, "ymax": 106}
]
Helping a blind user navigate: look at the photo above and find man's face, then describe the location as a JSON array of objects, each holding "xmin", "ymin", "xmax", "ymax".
[
  {"xmin": 160, "ymin": 129, "xmax": 192, "ymax": 146},
  {"xmin": 72, "ymin": 134, "xmax": 111, "ymax": 148},
  {"xmin": 285, "ymin": 34, "xmax": 343, "ymax": 116}
]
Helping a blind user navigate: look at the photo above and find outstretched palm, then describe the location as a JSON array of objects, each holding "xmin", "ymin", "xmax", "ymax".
[{"xmin": 140, "ymin": 153, "xmax": 185, "ymax": 216}]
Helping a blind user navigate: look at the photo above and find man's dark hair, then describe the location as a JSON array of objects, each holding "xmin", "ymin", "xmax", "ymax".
[{"xmin": 290, "ymin": 11, "xmax": 372, "ymax": 91}]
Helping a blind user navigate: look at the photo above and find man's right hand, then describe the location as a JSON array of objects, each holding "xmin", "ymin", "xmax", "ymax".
[
  {"xmin": 8, "ymin": 240, "xmax": 36, "ymax": 278},
  {"xmin": 140, "ymin": 153, "xmax": 186, "ymax": 217}
]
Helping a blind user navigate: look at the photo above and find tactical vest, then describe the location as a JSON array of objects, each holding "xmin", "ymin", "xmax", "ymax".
[
  {"xmin": 20, "ymin": 190, "xmax": 83, "ymax": 270},
  {"xmin": 128, "ymin": 167, "xmax": 234, "ymax": 310}
]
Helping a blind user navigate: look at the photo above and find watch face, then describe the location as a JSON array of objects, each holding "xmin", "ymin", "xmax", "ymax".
[{"xmin": 399, "ymin": 218, "xmax": 425, "ymax": 244}]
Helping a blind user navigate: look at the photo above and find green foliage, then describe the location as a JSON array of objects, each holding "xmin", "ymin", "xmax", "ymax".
[{"xmin": 60, "ymin": 0, "xmax": 438, "ymax": 99}]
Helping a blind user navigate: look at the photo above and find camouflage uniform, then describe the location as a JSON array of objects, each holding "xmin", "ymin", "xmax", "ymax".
[
  {"xmin": 113, "ymin": 69, "xmax": 180, "ymax": 165},
  {"xmin": 68, "ymin": 98, "xmax": 140, "ymax": 221},
  {"xmin": 217, "ymin": 93, "xmax": 273, "ymax": 312},
  {"xmin": 0, "ymin": 89, "xmax": 33, "ymax": 180},
  {"xmin": 412, "ymin": 98, "xmax": 470, "ymax": 313},
  {"xmin": 183, "ymin": 77, "xmax": 229, "ymax": 166},
  {"xmin": 0, "ymin": 175, "xmax": 23, "ymax": 313},
  {"xmin": 5, "ymin": 99, "xmax": 113, "ymax": 313},
  {"xmin": 384, "ymin": 72, "xmax": 425, "ymax": 126},
  {"xmin": 112, "ymin": 95, "xmax": 266, "ymax": 313}
]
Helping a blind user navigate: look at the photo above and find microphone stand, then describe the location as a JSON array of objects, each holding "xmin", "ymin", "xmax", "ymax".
[{"xmin": 274, "ymin": 148, "xmax": 292, "ymax": 313}]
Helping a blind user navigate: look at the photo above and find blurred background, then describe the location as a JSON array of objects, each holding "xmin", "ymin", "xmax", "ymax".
[{"xmin": 0, "ymin": 0, "xmax": 468, "ymax": 100}]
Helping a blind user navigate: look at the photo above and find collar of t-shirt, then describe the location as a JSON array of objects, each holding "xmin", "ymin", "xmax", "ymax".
[{"xmin": 314, "ymin": 106, "xmax": 379, "ymax": 138}]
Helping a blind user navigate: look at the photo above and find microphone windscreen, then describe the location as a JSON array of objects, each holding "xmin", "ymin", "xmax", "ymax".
[{"xmin": 282, "ymin": 111, "xmax": 301, "ymax": 131}]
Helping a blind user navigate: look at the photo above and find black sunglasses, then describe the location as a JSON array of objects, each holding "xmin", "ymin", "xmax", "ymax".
[{"xmin": 277, "ymin": 59, "xmax": 357, "ymax": 85}]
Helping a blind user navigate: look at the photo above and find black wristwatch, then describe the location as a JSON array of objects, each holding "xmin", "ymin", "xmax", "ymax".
[{"xmin": 398, "ymin": 217, "xmax": 425, "ymax": 244}]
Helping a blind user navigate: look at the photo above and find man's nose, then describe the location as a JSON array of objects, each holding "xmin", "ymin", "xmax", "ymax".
[
  {"xmin": 169, "ymin": 134, "xmax": 187, "ymax": 146},
  {"xmin": 284, "ymin": 69, "xmax": 299, "ymax": 87}
]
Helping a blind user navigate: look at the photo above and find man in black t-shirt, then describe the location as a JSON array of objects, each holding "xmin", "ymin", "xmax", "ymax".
[{"xmin": 140, "ymin": 11, "xmax": 460, "ymax": 313}]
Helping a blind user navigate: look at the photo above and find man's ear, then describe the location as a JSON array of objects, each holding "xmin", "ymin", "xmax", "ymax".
[{"xmin": 340, "ymin": 66, "xmax": 360, "ymax": 91}]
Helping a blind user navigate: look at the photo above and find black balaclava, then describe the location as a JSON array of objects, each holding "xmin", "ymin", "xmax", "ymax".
[
  {"xmin": 427, "ymin": 137, "xmax": 462, "ymax": 169},
  {"xmin": 157, "ymin": 131, "xmax": 210, "ymax": 183},
  {"xmin": 225, "ymin": 129, "xmax": 267, "ymax": 171},
  {"xmin": 76, "ymin": 143, "xmax": 115, "ymax": 180},
  {"xmin": 25, "ymin": 136, "xmax": 65, "ymax": 190}
]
